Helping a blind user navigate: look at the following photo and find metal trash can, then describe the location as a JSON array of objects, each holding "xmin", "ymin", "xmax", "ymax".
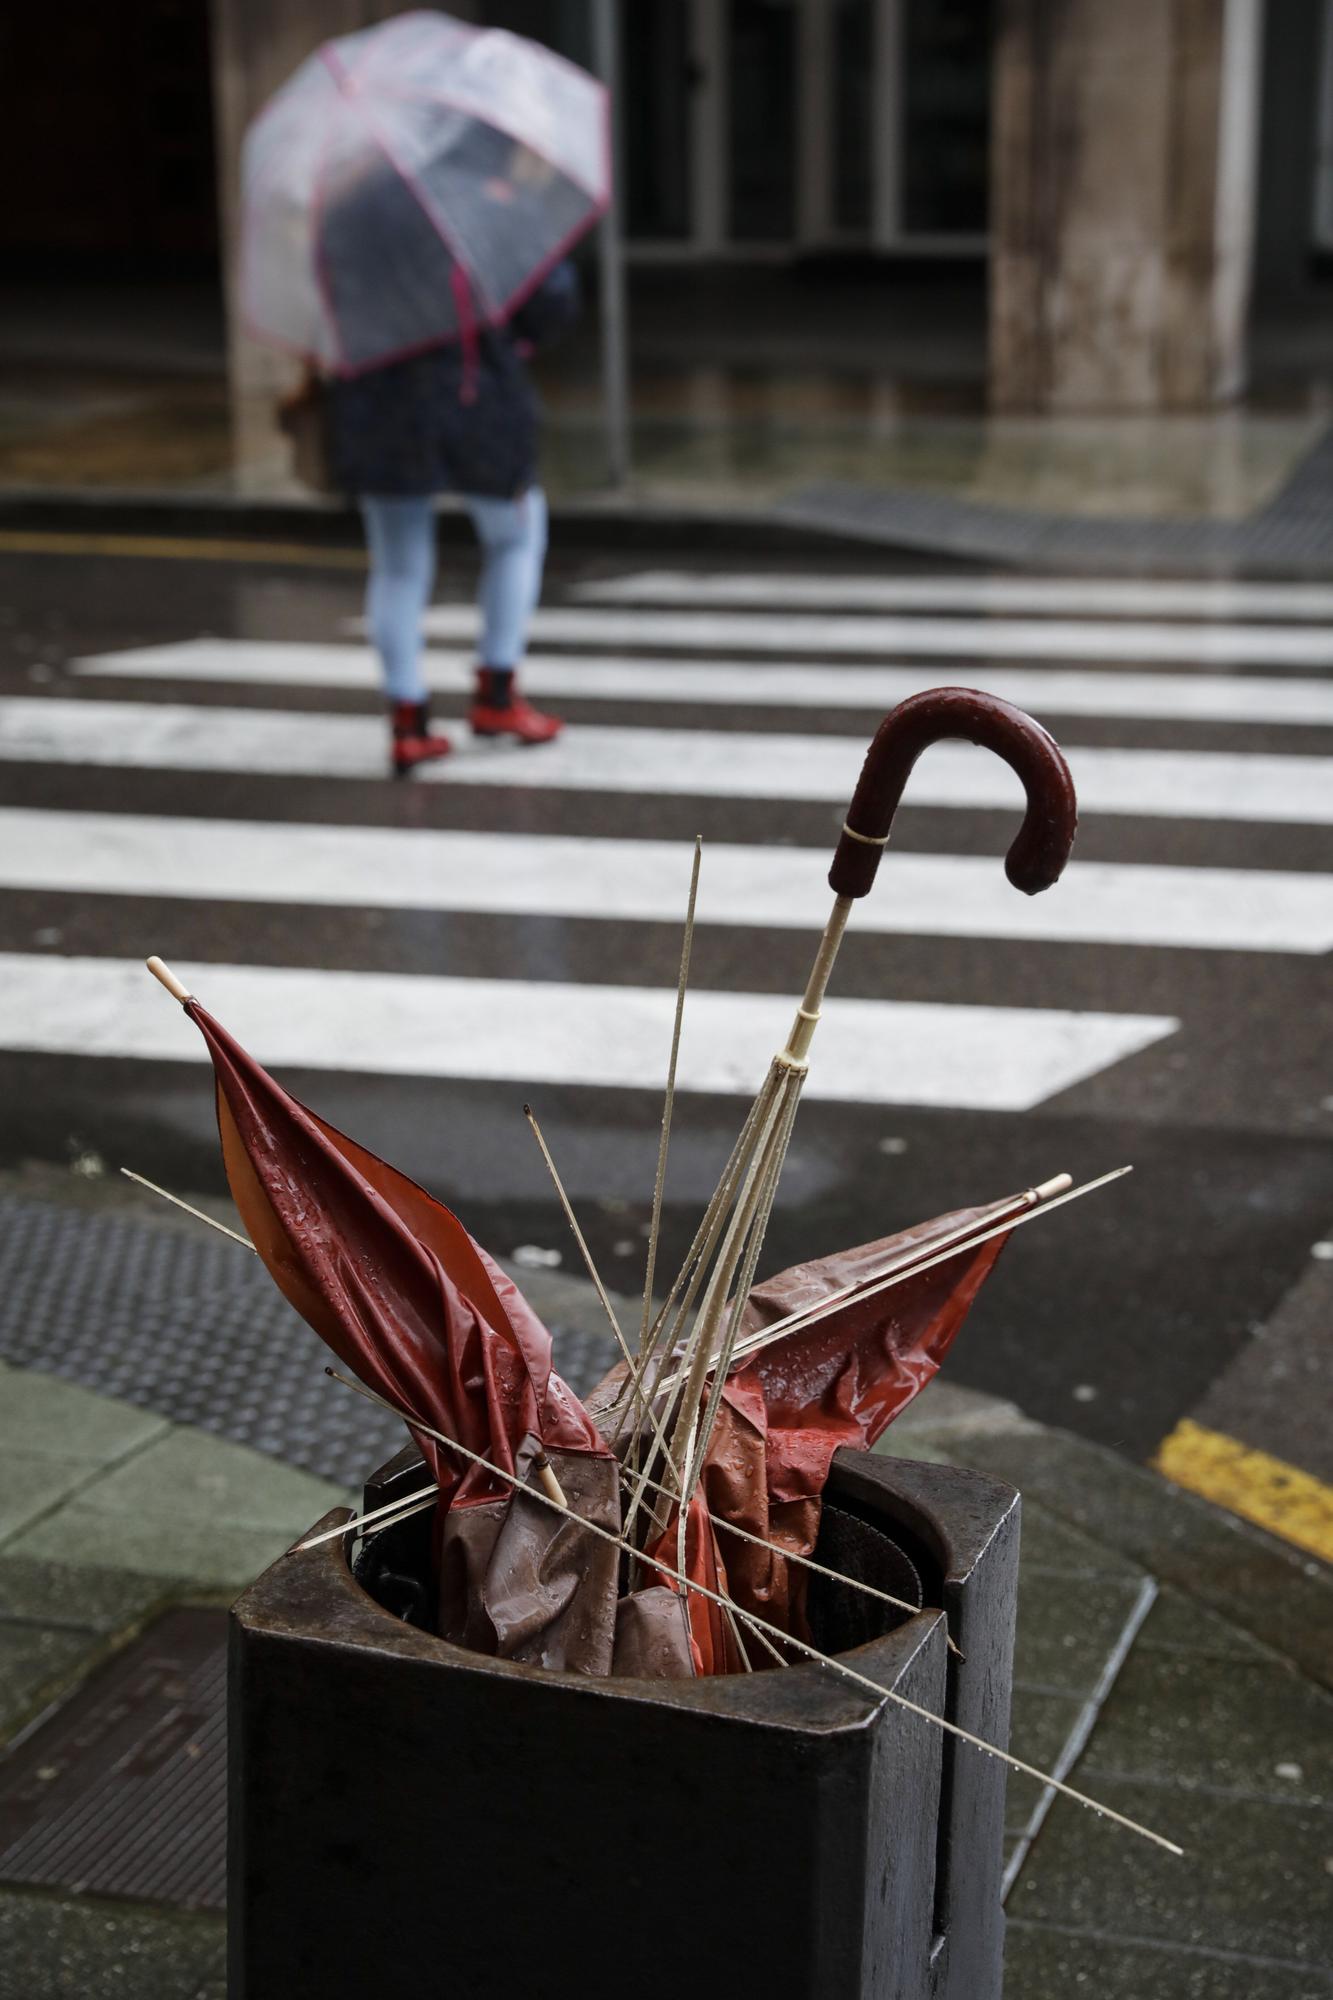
[{"xmin": 228, "ymin": 1447, "xmax": 1018, "ymax": 2000}]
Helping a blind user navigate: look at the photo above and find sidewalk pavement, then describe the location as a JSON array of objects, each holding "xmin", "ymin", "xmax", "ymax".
[
  {"xmin": 0, "ymin": 1177, "xmax": 1329, "ymax": 1999},
  {"xmin": 4, "ymin": 414, "xmax": 1333, "ymax": 577},
  {"xmin": 5, "ymin": 268, "xmax": 1333, "ymax": 577}
]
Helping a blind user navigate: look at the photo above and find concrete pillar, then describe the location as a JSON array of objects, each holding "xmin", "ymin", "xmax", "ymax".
[{"xmin": 990, "ymin": 0, "xmax": 1265, "ymax": 412}]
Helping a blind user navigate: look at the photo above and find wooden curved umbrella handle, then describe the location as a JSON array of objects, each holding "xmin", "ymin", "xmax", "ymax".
[{"xmin": 829, "ymin": 686, "xmax": 1078, "ymax": 899}]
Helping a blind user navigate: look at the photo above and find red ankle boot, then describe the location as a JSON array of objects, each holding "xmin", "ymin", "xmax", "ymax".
[
  {"xmin": 390, "ymin": 699, "xmax": 451, "ymax": 777},
  {"xmin": 469, "ymin": 668, "xmax": 564, "ymax": 744}
]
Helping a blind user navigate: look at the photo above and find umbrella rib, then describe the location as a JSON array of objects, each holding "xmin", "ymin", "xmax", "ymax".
[
  {"xmin": 679, "ymin": 1076, "xmax": 803, "ymax": 1509},
  {"xmin": 618, "ymin": 1080, "xmax": 782, "ymax": 1538},
  {"xmin": 522, "ymin": 1102, "xmax": 684, "ymax": 1492},
  {"xmin": 123, "ymin": 1146, "xmax": 1118, "ymax": 1584},
  {"xmin": 621, "ymin": 1070, "xmax": 787, "ymax": 1543},
  {"xmin": 614, "ymin": 1455, "xmax": 959, "ymax": 1656},
  {"xmin": 356, "ymin": 104, "xmax": 503, "ymax": 321},
  {"xmin": 120, "ymin": 1169, "xmax": 257, "ymax": 1253},
  {"xmin": 721, "ymin": 1188, "xmax": 1045, "ymax": 1357},
  {"xmin": 317, "ymin": 1369, "xmax": 1182, "ymax": 1860},
  {"xmin": 605, "ymin": 1167, "xmax": 1130, "ymax": 1428},
  {"xmin": 665, "ymin": 1067, "xmax": 789, "ymax": 1474},
  {"xmin": 720, "ymin": 1165, "xmax": 1135, "ymax": 1376},
  {"xmin": 299, "ymin": 1489, "xmax": 438, "ymax": 1550},
  {"xmin": 638, "ymin": 835, "xmax": 702, "ymax": 1361},
  {"xmin": 355, "ymin": 79, "xmax": 611, "ymax": 209},
  {"xmin": 614, "ymin": 1073, "xmax": 771, "ymax": 1453},
  {"xmin": 325, "ymin": 1372, "xmax": 951, "ymax": 1654}
]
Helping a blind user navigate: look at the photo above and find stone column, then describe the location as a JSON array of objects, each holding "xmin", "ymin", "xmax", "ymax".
[{"xmin": 989, "ymin": 0, "xmax": 1265, "ymax": 412}]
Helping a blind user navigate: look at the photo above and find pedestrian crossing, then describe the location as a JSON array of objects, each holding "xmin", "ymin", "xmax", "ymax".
[
  {"xmin": 2, "ymin": 810, "xmax": 1329, "ymax": 954},
  {"xmin": 0, "ymin": 954, "xmax": 1174, "ymax": 1113},
  {"xmin": 7, "ymin": 696, "xmax": 1333, "ymax": 821},
  {"xmin": 74, "ymin": 639, "xmax": 1333, "ymax": 725},
  {"xmin": 569, "ymin": 570, "xmax": 1333, "ymax": 622},
  {"xmin": 414, "ymin": 602, "xmax": 1333, "ymax": 667},
  {"xmin": 3, "ymin": 565, "xmax": 1331, "ymax": 1125}
]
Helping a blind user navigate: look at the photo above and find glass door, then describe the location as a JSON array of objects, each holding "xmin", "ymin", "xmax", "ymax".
[
  {"xmin": 618, "ymin": 0, "xmax": 991, "ymax": 256},
  {"xmin": 727, "ymin": 0, "xmax": 799, "ymax": 242}
]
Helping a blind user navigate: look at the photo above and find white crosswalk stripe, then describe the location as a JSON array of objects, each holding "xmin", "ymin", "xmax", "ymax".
[
  {"xmin": 571, "ymin": 570, "xmax": 1333, "ymax": 622},
  {"xmin": 7, "ymin": 567, "xmax": 1327, "ymax": 1119},
  {"xmin": 73, "ymin": 639, "xmax": 1333, "ymax": 726},
  {"xmin": 3, "ymin": 808, "xmax": 1330, "ymax": 954},
  {"xmin": 414, "ymin": 603, "xmax": 1333, "ymax": 667},
  {"xmin": 5, "ymin": 696, "xmax": 1332, "ymax": 823},
  {"xmin": 0, "ymin": 954, "xmax": 1178, "ymax": 1113}
]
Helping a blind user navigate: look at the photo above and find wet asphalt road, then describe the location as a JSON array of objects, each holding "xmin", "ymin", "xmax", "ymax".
[{"xmin": 0, "ymin": 537, "xmax": 1329, "ymax": 1483}]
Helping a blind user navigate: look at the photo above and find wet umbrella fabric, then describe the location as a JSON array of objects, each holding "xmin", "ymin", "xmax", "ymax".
[
  {"xmin": 587, "ymin": 1197, "xmax": 1016, "ymax": 1657},
  {"xmin": 186, "ymin": 1001, "xmax": 621, "ymax": 1671},
  {"xmin": 241, "ymin": 10, "xmax": 609, "ymax": 373},
  {"xmin": 698, "ymin": 1201, "xmax": 1016, "ymax": 1638}
]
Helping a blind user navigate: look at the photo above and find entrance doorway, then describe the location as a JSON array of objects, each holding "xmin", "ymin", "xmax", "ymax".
[{"xmin": 621, "ymin": 0, "xmax": 991, "ymax": 258}]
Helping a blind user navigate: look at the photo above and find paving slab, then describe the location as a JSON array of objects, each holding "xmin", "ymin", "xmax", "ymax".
[
  {"xmin": 0, "ymin": 1625, "xmax": 98, "ymax": 1745},
  {"xmin": 1011, "ymin": 1498, "xmax": 1147, "ymax": 1581},
  {"xmin": 1188, "ymin": 1249, "xmax": 1333, "ymax": 1486},
  {"xmin": 948, "ymin": 1427, "xmax": 1333, "ymax": 1689},
  {"xmin": 79, "ymin": 1425, "xmax": 348, "ymax": 1531},
  {"xmin": 1013, "ymin": 1568, "xmax": 1148, "ymax": 1694},
  {"xmin": 0, "ymin": 1380, "xmax": 349, "ymax": 1589},
  {"xmin": 0, "ymin": 1553, "xmax": 174, "ymax": 1635},
  {"xmin": 0, "ymin": 1886, "xmax": 224, "ymax": 2000},
  {"xmin": 0, "ymin": 1359, "xmax": 167, "ymax": 1465},
  {"xmin": 1079, "ymin": 1648, "xmax": 1332, "ymax": 1806},
  {"xmin": 1010, "ymin": 1784, "xmax": 1333, "ymax": 1971},
  {"xmin": 1005, "ymin": 1686, "xmax": 1089, "ymax": 1834},
  {"xmin": 1135, "ymin": 1585, "xmax": 1284, "ymax": 1665},
  {"xmin": 5, "ymin": 1506, "xmax": 313, "ymax": 1590},
  {"xmin": 0, "ymin": 1183, "xmax": 621, "ymax": 1487},
  {"xmin": 1005, "ymin": 1919, "xmax": 1333, "ymax": 1998},
  {"xmin": 0, "ymin": 1452, "xmax": 97, "ymax": 1545}
]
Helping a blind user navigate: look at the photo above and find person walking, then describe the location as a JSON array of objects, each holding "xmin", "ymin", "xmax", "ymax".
[{"xmin": 326, "ymin": 259, "xmax": 579, "ymax": 777}]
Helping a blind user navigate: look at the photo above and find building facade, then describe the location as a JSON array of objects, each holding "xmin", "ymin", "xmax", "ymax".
[{"xmin": 5, "ymin": 0, "xmax": 1330, "ymax": 430}]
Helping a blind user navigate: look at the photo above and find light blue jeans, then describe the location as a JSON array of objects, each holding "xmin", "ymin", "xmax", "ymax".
[{"xmin": 360, "ymin": 488, "xmax": 549, "ymax": 703}]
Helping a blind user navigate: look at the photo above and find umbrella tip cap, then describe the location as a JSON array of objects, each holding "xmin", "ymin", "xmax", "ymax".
[{"xmin": 146, "ymin": 956, "xmax": 193, "ymax": 1006}]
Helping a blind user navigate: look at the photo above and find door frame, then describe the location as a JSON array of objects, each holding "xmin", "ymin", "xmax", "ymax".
[{"xmin": 623, "ymin": 0, "xmax": 989, "ymax": 261}]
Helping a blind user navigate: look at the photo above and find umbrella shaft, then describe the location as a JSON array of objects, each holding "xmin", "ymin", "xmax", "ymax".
[{"xmin": 784, "ymin": 894, "xmax": 853, "ymax": 1064}]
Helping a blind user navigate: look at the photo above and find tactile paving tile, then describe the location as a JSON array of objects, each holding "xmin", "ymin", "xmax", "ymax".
[
  {"xmin": 0, "ymin": 1196, "xmax": 619, "ymax": 1488},
  {"xmin": 0, "ymin": 1608, "xmax": 227, "ymax": 1912}
]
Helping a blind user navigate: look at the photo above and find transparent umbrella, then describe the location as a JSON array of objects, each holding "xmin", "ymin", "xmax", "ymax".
[{"xmin": 241, "ymin": 9, "xmax": 610, "ymax": 374}]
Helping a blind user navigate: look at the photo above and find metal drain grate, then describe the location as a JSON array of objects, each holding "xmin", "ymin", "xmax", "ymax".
[
  {"xmin": 0, "ymin": 1194, "xmax": 620, "ymax": 1485},
  {"xmin": 0, "ymin": 1608, "xmax": 227, "ymax": 1912}
]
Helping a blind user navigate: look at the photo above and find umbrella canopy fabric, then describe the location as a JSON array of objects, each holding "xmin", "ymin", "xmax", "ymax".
[
  {"xmin": 586, "ymin": 1198, "xmax": 1015, "ymax": 1652},
  {"xmin": 188, "ymin": 1000, "xmax": 608, "ymax": 1499},
  {"xmin": 699, "ymin": 1202, "xmax": 1015, "ymax": 1638},
  {"xmin": 241, "ymin": 9, "xmax": 609, "ymax": 373},
  {"xmin": 189, "ymin": 999, "xmax": 624, "ymax": 1670}
]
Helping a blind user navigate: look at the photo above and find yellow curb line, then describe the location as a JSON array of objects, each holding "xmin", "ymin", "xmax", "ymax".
[
  {"xmin": 1153, "ymin": 1419, "xmax": 1333, "ymax": 1564},
  {"xmin": 0, "ymin": 529, "xmax": 366, "ymax": 570}
]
